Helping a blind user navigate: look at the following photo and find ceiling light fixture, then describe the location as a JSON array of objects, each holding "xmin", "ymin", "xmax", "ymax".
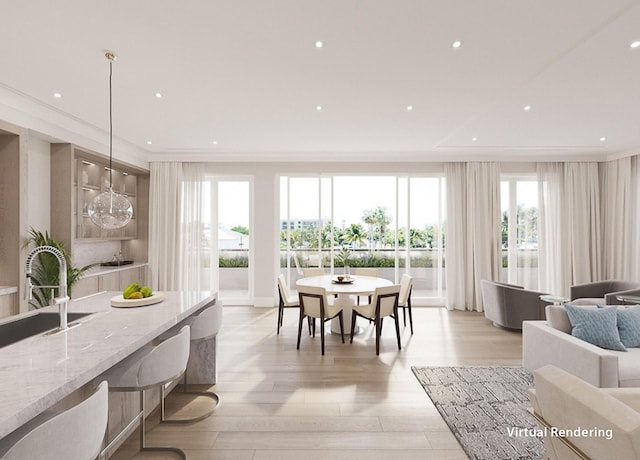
[
  {"xmin": 631, "ymin": 41, "xmax": 640, "ymax": 49},
  {"xmin": 53, "ymin": 92, "xmax": 62, "ymax": 98},
  {"xmin": 146, "ymin": 140, "xmax": 153, "ymax": 145},
  {"xmin": 315, "ymin": 40, "xmax": 324, "ymax": 48},
  {"xmin": 154, "ymin": 92, "xmax": 163, "ymax": 98},
  {"xmin": 406, "ymin": 105, "xmax": 413, "ymax": 111},
  {"xmin": 600, "ymin": 136, "xmax": 607, "ymax": 142},
  {"xmin": 452, "ymin": 40, "xmax": 463, "ymax": 49},
  {"xmin": 472, "ymin": 137, "xmax": 478, "ymax": 142},
  {"xmin": 523, "ymin": 105, "xmax": 532, "ymax": 111},
  {"xmin": 316, "ymin": 105, "xmax": 323, "ymax": 111},
  {"xmin": 212, "ymin": 140, "xmax": 218, "ymax": 145},
  {"xmin": 87, "ymin": 51, "xmax": 133, "ymax": 230}
]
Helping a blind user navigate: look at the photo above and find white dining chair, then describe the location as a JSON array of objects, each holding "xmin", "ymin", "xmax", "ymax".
[
  {"xmin": 398, "ymin": 274, "xmax": 414, "ymax": 334},
  {"xmin": 355, "ymin": 268, "xmax": 379, "ymax": 304},
  {"xmin": 350, "ymin": 284, "xmax": 402, "ymax": 355},
  {"xmin": 297, "ymin": 285, "xmax": 344, "ymax": 355},
  {"xmin": 303, "ymin": 268, "xmax": 325, "ymax": 277},
  {"xmin": 0, "ymin": 381, "xmax": 108, "ymax": 460}
]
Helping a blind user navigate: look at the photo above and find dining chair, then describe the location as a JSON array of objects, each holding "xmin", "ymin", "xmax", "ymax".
[
  {"xmin": 303, "ymin": 268, "xmax": 325, "ymax": 277},
  {"xmin": 354, "ymin": 268, "xmax": 379, "ymax": 305},
  {"xmin": 0, "ymin": 381, "xmax": 108, "ymax": 460},
  {"xmin": 398, "ymin": 274, "xmax": 414, "ymax": 334},
  {"xmin": 297, "ymin": 285, "xmax": 344, "ymax": 355},
  {"xmin": 277, "ymin": 274, "xmax": 311, "ymax": 335},
  {"xmin": 350, "ymin": 284, "xmax": 401, "ymax": 355}
]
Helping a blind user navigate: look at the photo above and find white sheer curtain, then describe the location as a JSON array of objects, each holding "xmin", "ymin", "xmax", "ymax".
[
  {"xmin": 445, "ymin": 162, "xmax": 501, "ymax": 311},
  {"xmin": 149, "ymin": 162, "xmax": 208, "ymax": 292},
  {"xmin": 149, "ymin": 162, "xmax": 182, "ymax": 290},
  {"xmin": 601, "ymin": 156, "xmax": 639, "ymax": 280},
  {"xmin": 537, "ymin": 163, "xmax": 569, "ymax": 296},
  {"xmin": 537, "ymin": 162, "xmax": 602, "ymax": 296},
  {"xmin": 180, "ymin": 163, "xmax": 207, "ymax": 292}
]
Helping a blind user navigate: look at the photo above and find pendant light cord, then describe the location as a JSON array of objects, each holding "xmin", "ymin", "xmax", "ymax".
[{"xmin": 109, "ymin": 60, "xmax": 113, "ymax": 190}]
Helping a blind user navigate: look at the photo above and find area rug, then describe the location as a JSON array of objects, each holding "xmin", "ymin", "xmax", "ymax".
[{"xmin": 412, "ymin": 366, "xmax": 544, "ymax": 460}]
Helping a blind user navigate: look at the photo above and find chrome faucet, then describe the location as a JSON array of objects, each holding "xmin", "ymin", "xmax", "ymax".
[{"xmin": 25, "ymin": 245, "xmax": 70, "ymax": 331}]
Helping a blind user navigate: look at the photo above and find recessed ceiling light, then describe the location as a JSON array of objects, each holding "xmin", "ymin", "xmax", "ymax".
[
  {"xmin": 154, "ymin": 92, "xmax": 163, "ymax": 98},
  {"xmin": 523, "ymin": 105, "xmax": 532, "ymax": 111},
  {"xmin": 472, "ymin": 137, "xmax": 478, "ymax": 142},
  {"xmin": 631, "ymin": 41, "xmax": 640, "ymax": 49},
  {"xmin": 452, "ymin": 40, "xmax": 463, "ymax": 49},
  {"xmin": 315, "ymin": 41, "xmax": 324, "ymax": 48},
  {"xmin": 53, "ymin": 92, "xmax": 62, "ymax": 98},
  {"xmin": 316, "ymin": 105, "xmax": 323, "ymax": 111},
  {"xmin": 146, "ymin": 140, "xmax": 152, "ymax": 145},
  {"xmin": 212, "ymin": 140, "xmax": 218, "ymax": 145},
  {"xmin": 406, "ymin": 105, "xmax": 413, "ymax": 111},
  {"xmin": 600, "ymin": 136, "xmax": 607, "ymax": 142}
]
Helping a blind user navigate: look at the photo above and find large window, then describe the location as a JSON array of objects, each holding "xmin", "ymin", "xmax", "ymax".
[
  {"xmin": 280, "ymin": 174, "xmax": 446, "ymax": 304},
  {"xmin": 500, "ymin": 177, "xmax": 539, "ymax": 289}
]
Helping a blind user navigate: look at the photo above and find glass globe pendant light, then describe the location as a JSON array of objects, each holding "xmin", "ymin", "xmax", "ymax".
[{"xmin": 88, "ymin": 51, "xmax": 133, "ymax": 230}]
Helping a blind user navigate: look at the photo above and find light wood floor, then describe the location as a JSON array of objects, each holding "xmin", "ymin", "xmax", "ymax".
[{"xmin": 112, "ymin": 306, "xmax": 523, "ymax": 459}]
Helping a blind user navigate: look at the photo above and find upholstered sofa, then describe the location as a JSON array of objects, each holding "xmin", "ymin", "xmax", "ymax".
[
  {"xmin": 570, "ymin": 280, "xmax": 640, "ymax": 305},
  {"xmin": 530, "ymin": 365, "xmax": 640, "ymax": 460},
  {"xmin": 523, "ymin": 307, "xmax": 640, "ymax": 388},
  {"xmin": 481, "ymin": 280, "xmax": 549, "ymax": 330}
]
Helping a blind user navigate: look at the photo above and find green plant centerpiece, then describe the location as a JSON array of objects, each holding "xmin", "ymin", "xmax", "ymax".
[{"xmin": 23, "ymin": 229, "xmax": 96, "ymax": 309}]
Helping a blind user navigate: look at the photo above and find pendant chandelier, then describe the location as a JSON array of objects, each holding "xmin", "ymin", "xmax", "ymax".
[{"xmin": 88, "ymin": 51, "xmax": 133, "ymax": 230}]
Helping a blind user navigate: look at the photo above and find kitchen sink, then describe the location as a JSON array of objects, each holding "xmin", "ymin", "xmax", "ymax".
[{"xmin": 0, "ymin": 312, "xmax": 93, "ymax": 349}]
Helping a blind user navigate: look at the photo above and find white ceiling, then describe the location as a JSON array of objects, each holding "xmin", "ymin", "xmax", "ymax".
[{"xmin": 1, "ymin": 0, "xmax": 640, "ymax": 162}]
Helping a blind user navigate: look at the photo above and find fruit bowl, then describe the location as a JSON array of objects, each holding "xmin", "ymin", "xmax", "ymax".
[{"xmin": 111, "ymin": 292, "xmax": 164, "ymax": 308}]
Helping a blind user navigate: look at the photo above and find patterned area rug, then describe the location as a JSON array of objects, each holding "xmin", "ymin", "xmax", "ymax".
[{"xmin": 412, "ymin": 366, "xmax": 544, "ymax": 460}]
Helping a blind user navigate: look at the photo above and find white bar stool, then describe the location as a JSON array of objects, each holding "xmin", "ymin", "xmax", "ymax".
[
  {"xmin": 0, "ymin": 381, "xmax": 107, "ymax": 460},
  {"xmin": 160, "ymin": 304, "xmax": 222, "ymax": 423},
  {"xmin": 100, "ymin": 325, "xmax": 190, "ymax": 459}
]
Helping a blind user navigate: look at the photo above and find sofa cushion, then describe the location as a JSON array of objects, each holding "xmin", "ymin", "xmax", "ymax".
[
  {"xmin": 545, "ymin": 305, "xmax": 572, "ymax": 334},
  {"xmin": 565, "ymin": 304, "xmax": 626, "ymax": 351},
  {"xmin": 617, "ymin": 306, "xmax": 640, "ymax": 348},
  {"xmin": 569, "ymin": 298, "xmax": 604, "ymax": 306}
]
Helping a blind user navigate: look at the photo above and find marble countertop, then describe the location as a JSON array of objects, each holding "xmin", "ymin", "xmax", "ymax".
[
  {"xmin": 0, "ymin": 290, "xmax": 216, "ymax": 439},
  {"xmin": 81, "ymin": 262, "xmax": 149, "ymax": 278},
  {"xmin": 0, "ymin": 286, "xmax": 18, "ymax": 296}
]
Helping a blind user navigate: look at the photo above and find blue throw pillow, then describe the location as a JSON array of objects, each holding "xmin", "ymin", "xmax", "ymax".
[
  {"xmin": 564, "ymin": 304, "xmax": 626, "ymax": 351},
  {"xmin": 616, "ymin": 306, "xmax": 640, "ymax": 348}
]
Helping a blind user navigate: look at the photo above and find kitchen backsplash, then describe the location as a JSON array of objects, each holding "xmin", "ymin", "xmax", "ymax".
[{"xmin": 73, "ymin": 240, "xmax": 122, "ymax": 267}]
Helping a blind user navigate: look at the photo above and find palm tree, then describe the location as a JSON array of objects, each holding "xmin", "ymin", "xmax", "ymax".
[
  {"xmin": 362, "ymin": 209, "xmax": 377, "ymax": 248},
  {"xmin": 343, "ymin": 223, "xmax": 366, "ymax": 248}
]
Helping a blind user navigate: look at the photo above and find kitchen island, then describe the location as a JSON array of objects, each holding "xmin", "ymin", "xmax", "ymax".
[{"xmin": 0, "ymin": 290, "xmax": 217, "ymax": 440}]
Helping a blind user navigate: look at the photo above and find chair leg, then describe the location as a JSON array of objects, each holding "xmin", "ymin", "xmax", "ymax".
[
  {"xmin": 350, "ymin": 311, "xmax": 357, "ymax": 343},
  {"xmin": 407, "ymin": 300, "xmax": 414, "ymax": 334},
  {"xmin": 140, "ymin": 390, "xmax": 186, "ymax": 459},
  {"xmin": 277, "ymin": 304, "xmax": 283, "ymax": 334},
  {"xmin": 296, "ymin": 309, "xmax": 304, "ymax": 350},
  {"xmin": 375, "ymin": 316, "xmax": 381, "ymax": 355},
  {"xmin": 394, "ymin": 308, "xmax": 402, "ymax": 351},
  {"xmin": 339, "ymin": 311, "xmax": 345, "ymax": 344},
  {"xmin": 402, "ymin": 306, "xmax": 407, "ymax": 326},
  {"xmin": 320, "ymin": 317, "xmax": 325, "ymax": 355},
  {"xmin": 161, "ymin": 374, "xmax": 220, "ymax": 424}
]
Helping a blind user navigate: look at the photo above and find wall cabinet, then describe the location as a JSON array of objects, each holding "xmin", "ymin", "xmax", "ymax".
[{"xmin": 50, "ymin": 143, "xmax": 149, "ymax": 266}]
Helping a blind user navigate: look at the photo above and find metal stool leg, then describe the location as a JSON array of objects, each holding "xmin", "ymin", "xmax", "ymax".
[{"xmin": 161, "ymin": 373, "xmax": 220, "ymax": 424}]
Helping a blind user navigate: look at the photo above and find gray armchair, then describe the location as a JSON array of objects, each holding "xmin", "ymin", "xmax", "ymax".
[
  {"xmin": 481, "ymin": 280, "xmax": 548, "ymax": 330},
  {"xmin": 570, "ymin": 280, "xmax": 640, "ymax": 305}
]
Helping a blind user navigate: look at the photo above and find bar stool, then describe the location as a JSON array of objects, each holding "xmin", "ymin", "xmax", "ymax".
[
  {"xmin": 100, "ymin": 325, "xmax": 190, "ymax": 459},
  {"xmin": 0, "ymin": 380, "xmax": 107, "ymax": 460},
  {"xmin": 160, "ymin": 305, "xmax": 222, "ymax": 423}
]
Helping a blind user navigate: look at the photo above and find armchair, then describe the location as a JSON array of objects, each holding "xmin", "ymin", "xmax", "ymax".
[
  {"xmin": 481, "ymin": 280, "xmax": 548, "ymax": 330},
  {"xmin": 570, "ymin": 280, "xmax": 640, "ymax": 305}
]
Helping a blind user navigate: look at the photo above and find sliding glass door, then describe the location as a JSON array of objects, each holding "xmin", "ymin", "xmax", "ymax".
[{"xmin": 280, "ymin": 174, "xmax": 446, "ymax": 305}]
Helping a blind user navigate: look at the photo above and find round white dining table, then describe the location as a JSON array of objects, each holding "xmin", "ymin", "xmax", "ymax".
[{"xmin": 296, "ymin": 274, "xmax": 393, "ymax": 334}]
